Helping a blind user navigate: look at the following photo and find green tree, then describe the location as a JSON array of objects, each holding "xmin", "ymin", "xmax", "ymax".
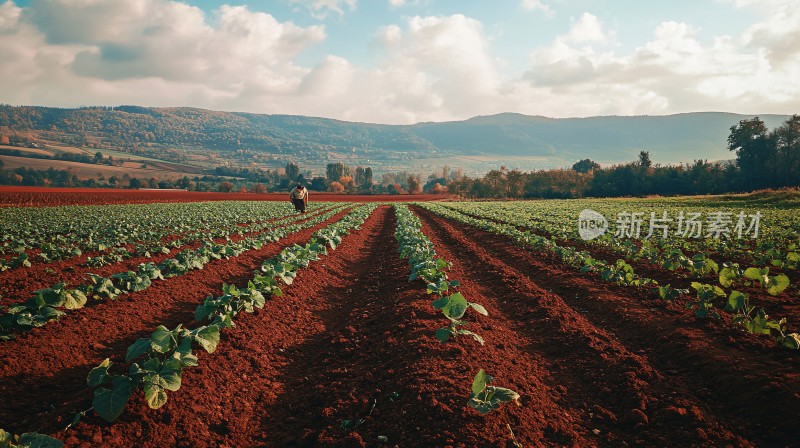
[
  {"xmin": 310, "ymin": 176, "xmax": 328, "ymax": 191},
  {"xmin": 773, "ymin": 115, "xmax": 800, "ymax": 186},
  {"xmin": 638, "ymin": 151, "xmax": 652, "ymax": 169},
  {"xmin": 728, "ymin": 117, "xmax": 773, "ymax": 189},
  {"xmin": 364, "ymin": 167, "xmax": 373, "ymax": 189},
  {"xmin": 572, "ymin": 158, "xmax": 600, "ymax": 173},
  {"xmin": 285, "ymin": 162, "xmax": 300, "ymax": 181},
  {"xmin": 326, "ymin": 162, "xmax": 346, "ymax": 183}
]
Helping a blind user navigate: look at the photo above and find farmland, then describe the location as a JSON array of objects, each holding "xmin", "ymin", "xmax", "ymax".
[{"xmin": 1, "ymin": 191, "xmax": 799, "ymax": 447}]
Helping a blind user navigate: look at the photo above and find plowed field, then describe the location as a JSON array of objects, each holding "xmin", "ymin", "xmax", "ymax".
[{"xmin": 1, "ymin": 198, "xmax": 798, "ymax": 447}]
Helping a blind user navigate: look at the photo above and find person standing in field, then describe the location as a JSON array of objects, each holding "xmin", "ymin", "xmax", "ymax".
[{"xmin": 289, "ymin": 183, "xmax": 308, "ymax": 213}]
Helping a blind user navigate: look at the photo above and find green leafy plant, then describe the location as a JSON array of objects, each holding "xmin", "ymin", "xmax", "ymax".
[
  {"xmin": 725, "ymin": 290, "xmax": 800, "ymax": 349},
  {"xmin": 87, "ymin": 323, "xmax": 219, "ymax": 422},
  {"xmin": 687, "ymin": 282, "xmax": 724, "ymax": 319},
  {"xmin": 0, "ymin": 429, "xmax": 62, "ymax": 448},
  {"xmin": 743, "ymin": 267, "xmax": 790, "ymax": 296},
  {"xmin": 657, "ymin": 284, "xmax": 688, "ymax": 302},
  {"xmin": 719, "ymin": 263, "xmax": 744, "ymax": 288},
  {"xmin": 467, "ymin": 369, "xmax": 520, "ymax": 415},
  {"xmin": 600, "ymin": 260, "xmax": 654, "ymax": 287},
  {"xmin": 394, "ymin": 205, "xmax": 488, "ymax": 345},
  {"xmin": 433, "ymin": 292, "xmax": 488, "ymax": 345},
  {"xmin": 86, "ymin": 274, "xmax": 122, "ymax": 300}
]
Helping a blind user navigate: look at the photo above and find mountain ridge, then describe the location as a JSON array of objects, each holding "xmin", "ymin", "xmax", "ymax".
[{"xmin": 0, "ymin": 105, "xmax": 791, "ymax": 174}]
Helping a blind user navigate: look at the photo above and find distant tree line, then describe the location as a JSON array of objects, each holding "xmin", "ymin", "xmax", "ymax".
[
  {"xmin": 3, "ymin": 114, "xmax": 796, "ymax": 197},
  {"xmin": 0, "ymin": 159, "xmax": 386, "ymax": 194},
  {"xmin": 446, "ymin": 115, "xmax": 800, "ymax": 198}
]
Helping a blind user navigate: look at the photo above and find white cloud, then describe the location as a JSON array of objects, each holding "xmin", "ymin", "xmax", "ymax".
[
  {"xmin": 289, "ymin": 0, "xmax": 356, "ymax": 19},
  {"xmin": 565, "ymin": 13, "xmax": 609, "ymax": 44},
  {"xmin": 0, "ymin": 0, "xmax": 325, "ymax": 110},
  {"xmin": 1, "ymin": 1, "xmax": 799, "ymax": 124},
  {"xmin": 520, "ymin": 0, "xmax": 551, "ymax": 16},
  {"xmin": 522, "ymin": 7, "xmax": 800, "ymax": 117},
  {"xmin": 290, "ymin": 14, "xmax": 504, "ymax": 123},
  {"xmin": 388, "ymin": 0, "xmax": 405, "ymax": 7}
]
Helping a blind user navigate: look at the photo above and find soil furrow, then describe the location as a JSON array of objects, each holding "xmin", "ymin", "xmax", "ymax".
[
  {"xmin": 53, "ymin": 205, "xmax": 386, "ymax": 447},
  {"xmin": 255, "ymin": 207, "xmax": 586, "ymax": 448},
  {"xmin": 416, "ymin": 205, "xmax": 800, "ymax": 447},
  {"xmin": 0, "ymin": 206, "xmax": 354, "ymax": 434},
  {"xmin": 413, "ymin": 206, "xmax": 750, "ymax": 447},
  {"xmin": 0, "ymin": 205, "xmax": 338, "ymax": 305},
  {"xmin": 444, "ymin": 206, "xmax": 800, "ymax": 324}
]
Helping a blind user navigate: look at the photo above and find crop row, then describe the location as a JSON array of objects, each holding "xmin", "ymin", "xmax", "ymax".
[
  {"xmin": 79, "ymin": 202, "xmax": 337, "ymax": 269},
  {"xmin": 441, "ymin": 202, "xmax": 794, "ymax": 298},
  {"xmin": 0, "ymin": 204, "xmax": 351, "ymax": 340},
  {"xmin": 0, "ymin": 204, "xmax": 376, "ymax": 446},
  {"xmin": 393, "ymin": 205, "xmax": 519, "ymax": 415},
  {"xmin": 80, "ymin": 204, "xmax": 332, "ymax": 269},
  {"xmin": 439, "ymin": 201, "xmax": 800, "ymax": 274},
  {"xmin": 419, "ymin": 203, "xmax": 800, "ymax": 350},
  {"xmin": 79, "ymin": 204, "xmax": 377, "ymax": 425},
  {"xmin": 0, "ymin": 201, "xmax": 300, "ymax": 269}
]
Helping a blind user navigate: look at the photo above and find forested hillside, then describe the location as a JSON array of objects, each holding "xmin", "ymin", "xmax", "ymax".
[{"xmin": 0, "ymin": 105, "xmax": 789, "ymax": 172}]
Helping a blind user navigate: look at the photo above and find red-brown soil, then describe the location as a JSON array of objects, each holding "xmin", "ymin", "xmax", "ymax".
[
  {"xmin": 447, "ymin": 207, "xmax": 800, "ymax": 342},
  {"xmin": 1, "ymin": 206, "xmax": 798, "ymax": 447},
  {"xmin": 0, "ymin": 204, "xmax": 339, "ymax": 306},
  {"xmin": 0, "ymin": 207, "xmax": 353, "ymax": 434},
  {"xmin": 412, "ymin": 205, "xmax": 800, "ymax": 447},
  {"xmin": 0, "ymin": 186, "xmax": 449, "ymax": 207}
]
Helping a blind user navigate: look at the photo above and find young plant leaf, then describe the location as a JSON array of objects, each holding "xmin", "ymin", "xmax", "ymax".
[
  {"xmin": 126, "ymin": 338, "xmax": 152, "ymax": 363},
  {"xmin": 92, "ymin": 376, "xmax": 132, "ymax": 422},
  {"xmin": 144, "ymin": 383, "xmax": 168, "ymax": 409},
  {"xmin": 442, "ymin": 292, "xmax": 468, "ymax": 320},
  {"xmin": 193, "ymin": 326, "xmax": 220, "ymax": 353},
  {"xmin": 62, "ymin": 289, "xmax": 88, "ymax": 310},
  {"xmin": 87, "ymin": 358, "xmax": 112, "ymax": 387}
]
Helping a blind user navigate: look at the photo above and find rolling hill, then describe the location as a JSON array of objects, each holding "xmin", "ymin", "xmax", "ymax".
[{"xmin": 0, "ymin": 105, "xmax": 791, "ymax": 175}]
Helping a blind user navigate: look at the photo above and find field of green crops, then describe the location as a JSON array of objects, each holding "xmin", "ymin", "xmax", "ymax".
[
  {"xmin": 2, "ymin": 193, "xmax": 800, "ymax": 447},
  {"xmin": 422, "ymin": 195, "xmax": 800, "ymax": 348}
]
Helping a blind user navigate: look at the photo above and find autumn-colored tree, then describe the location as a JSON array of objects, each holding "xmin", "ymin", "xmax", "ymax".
[
  {"xmin": 406, "ymin": 175, "xmax": 422, "ymax": 194},
  {"xmin": 251, "ymin": 183, "xmax": 268, "ymax": 193},
  {"xmin": 219, "ymin": 181, "xmax": 234, "ymax": 192},
  {"xmin": 0, "ymin": 135, "xmax": 9, "ymax": 145},
  {"xmin": 239, "ymin": 187, "xmax": 248, "ymax": 193},
  {"xmin": 329, "ymin": 181, "xmax": 345, "ymax": 193},
  {"xmin": 339, "ymin": 174, "xmax": 356, "ymax": 193},
  {"xmin": 432, "ymin": 183, "xmax": 448, "ymax": 194}
]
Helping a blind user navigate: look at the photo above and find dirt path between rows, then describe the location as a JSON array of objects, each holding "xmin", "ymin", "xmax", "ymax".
[
  {"xmin": 55, "ymin": 206, "xmax": 389, "ymax": 447},
  {"xmin": 0, "ymin": 207, "xmax": 353, "ymax": 434},
  {"xmin": 54, "ymin": 206, "xmax": 579, "ymax": 447},
  {"xmin": 445, "ymin": 206, "xmax": 800, "ymax": 325},
  {"xmin": 252, "ymin": 207, "xmax": 583, "ymax": 447},
  {"xmin": 0, "ymin": 205, "xmax": 338, "ymax": 305},
  {"xmin": 415, "ymin": 205, "xmax": 800, "ymax": 447}
]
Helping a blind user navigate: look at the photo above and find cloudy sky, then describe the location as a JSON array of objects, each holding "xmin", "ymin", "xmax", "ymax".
[{"xmin": 1, "ymin": 0, "xmax": 798, "ymax": 124}]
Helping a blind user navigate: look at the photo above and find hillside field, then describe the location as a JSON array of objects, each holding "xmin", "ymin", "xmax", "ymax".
[{"xmin": 0, "ymin": 190, "xmax": 798, "ymax": 447}]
